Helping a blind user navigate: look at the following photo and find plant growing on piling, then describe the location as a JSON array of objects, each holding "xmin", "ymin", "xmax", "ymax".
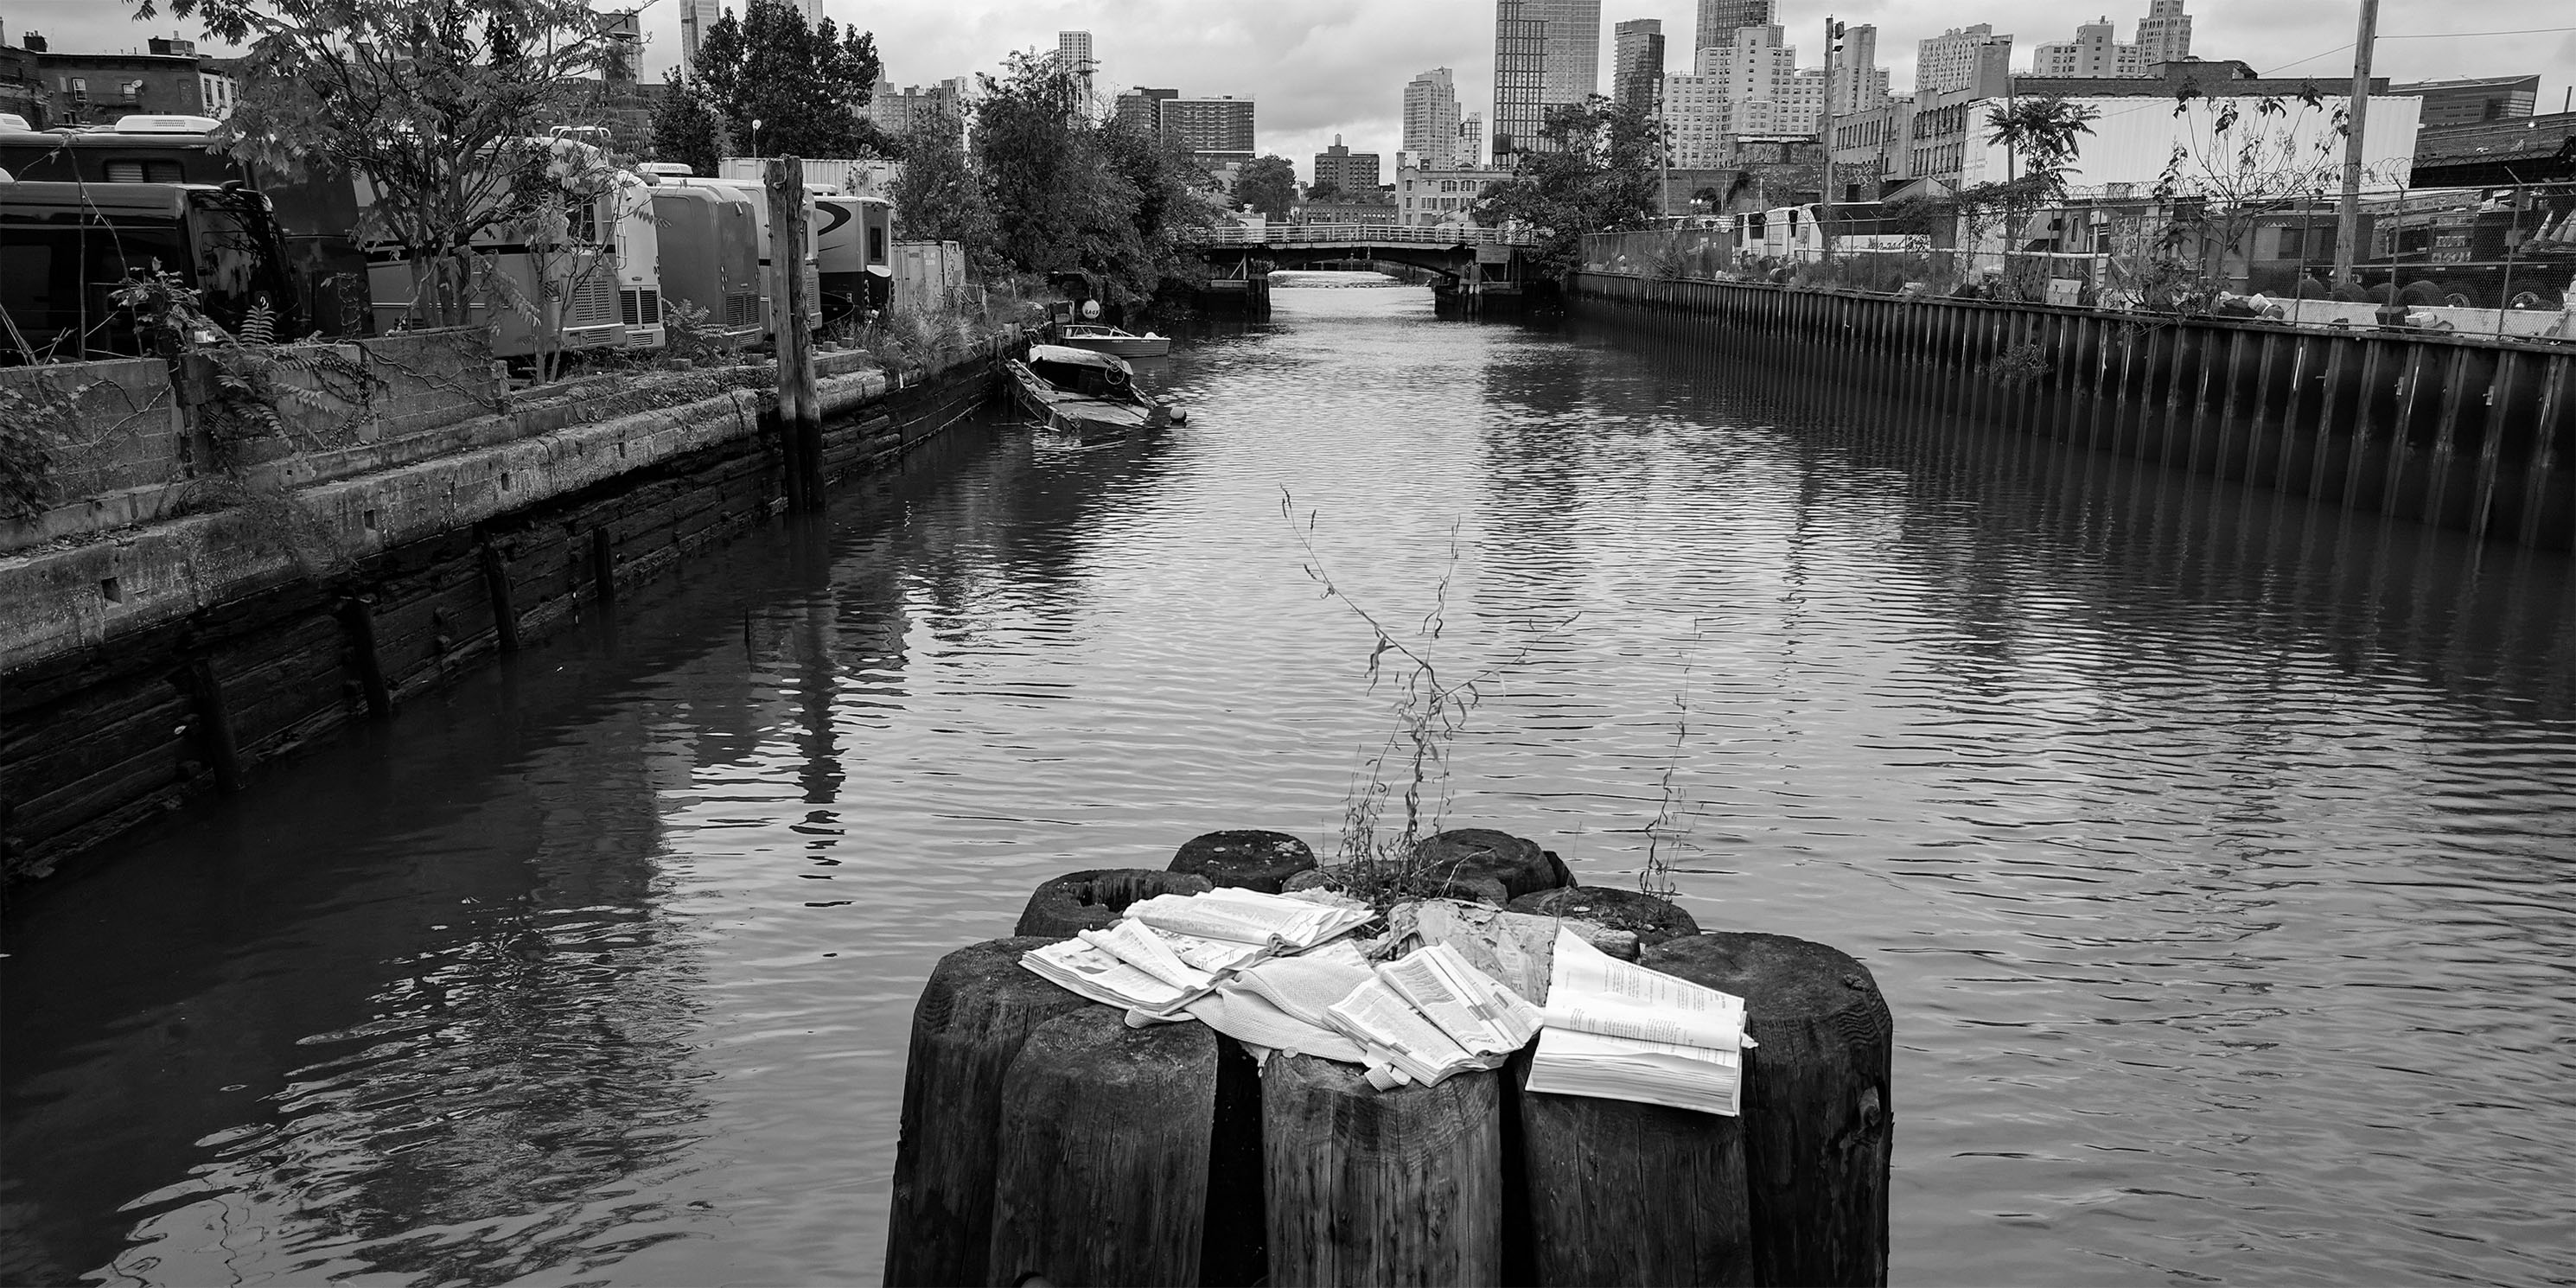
[{"xmin": 1280, "ymin": 491, "xmax": 1576, "ymax": 909}]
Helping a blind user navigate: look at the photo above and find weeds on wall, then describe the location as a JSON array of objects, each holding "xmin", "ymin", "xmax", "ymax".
[
  {"xmin": 109, "ymin": 273, "xmax": 383, "ymax": 571},
  {"xmin": 0, "ymin": 377, "xmax": 74, "ymax": 520}
]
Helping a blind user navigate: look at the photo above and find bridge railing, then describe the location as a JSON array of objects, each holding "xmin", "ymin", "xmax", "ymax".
[{"xmin": 1180, "ymin": 224, "xmax": 1534, "ymax": 248}]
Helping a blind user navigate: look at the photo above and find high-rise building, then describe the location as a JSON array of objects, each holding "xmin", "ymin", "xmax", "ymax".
[
  {"xmin": 1160, "ymin": 95, "xmax": 1254, "ymax": 162},
  {"xmin": 1404, "ymin": 68, "xmax": 1463, "ymax": 169},
  {"xmin": 1458, "ymin": 112, "xmax": 1484, "ymax": 167},
  {"xmin": 1916, "ymin": 24, "xmax": 2012, "ymax": 95},
  {"xmin": 1693, "ymin": 0, "xmax": 1774, "ymax": 60},
  {"xmin": 1114, "ymin": 86, "xmax": 1177, "ymax": 134},
  {"xmin": 1313, "ymin": 136, "xmax": 1383, "ymax": 195},
  {"xmin": 1057, "ymin": 30, "xmax": 1095, "ymax": 102},
  {"xmin": 1491, "ymin": 0, "xmax": 1602, "ymax": 158},
  {"xmin": 677, "ymin": 0, "xmax": 722, "ymax": 69},
  {"xmin": 869, "ymin": 76, "xmax": 972, "ymax": 141},
  {"xmin": 2133, "ymin": 0, "xmax": 2191, "ymax": 67},
  {"xmin": 1828, "ymin": 22, "xmax": 1888, "ymax": 116},
  {"xmin": 1613, "ymin": 19, "xmax": 1665, "ymax": 117}
]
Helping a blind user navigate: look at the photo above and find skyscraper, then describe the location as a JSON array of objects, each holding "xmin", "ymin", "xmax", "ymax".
[
  {"xmin": 1160, "ymin": 96, "xmax": 1254, "ymax": 162},
  {"xmin": 1693, "ymin": 0, "xmax": 1774, "ymax": 60},
  {"xmin": 1828, "ymin": 22, "xmax": 1888, "ymax": 115},
  {"xmin": 1057, "ymin": 30, "xmax": 1096, "ymax": 103},
  {"xmin": 677, "ymin": 0, "xmax": 722, "ymax": 69},
  {"xmin": 1459, "ymin": 112, "xmax": 1484, "ymax": 167},
  {"xmin": 1114, "ymin": 86, "xmax": 1176, "ymax": 135},
  {"xmin": 1492, "ymin": 0, "xmax": 1602, "ymax": 159},
  {"xmin": 1403, "ymin": 68, "xmax": 1463, "ymax": 169},
  {"xmin": 1613, "ymin": 19, "xmax": 1665, "ymax": 118},
  {"xmin": 2133, "ymin": 0, "xmax": 2191, "ymax": 67}
]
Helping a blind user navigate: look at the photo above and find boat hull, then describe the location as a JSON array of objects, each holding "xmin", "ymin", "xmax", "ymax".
[
  {"xmin": 1004, "ymin": 360, "xmax": 1157, "ymax": 444},
  {"xmin": 1056, "ymin": 335, "xmax": 1171, "ymax": 359}
]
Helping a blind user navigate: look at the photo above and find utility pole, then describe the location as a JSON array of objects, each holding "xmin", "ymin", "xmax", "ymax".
[
  {"xmin": 765, "ymin": 156, "xmax": 822, "ymax": 514},
  {"xmin": 2331, "ymin": 0, "xmax": 2378, "ymax": 286},
  {"xmin": 1820, "ymin": 16, "xmax": 1843, "ymax": 263}
]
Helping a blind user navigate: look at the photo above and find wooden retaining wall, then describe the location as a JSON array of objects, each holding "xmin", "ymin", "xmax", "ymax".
[
  {"xmin": 0, "ymin": 349, "xmax": 1008, "ymax": 885},
  {"xmin": 1565, "ymin": 273, "xmax": 2573, "ymax": 552}
]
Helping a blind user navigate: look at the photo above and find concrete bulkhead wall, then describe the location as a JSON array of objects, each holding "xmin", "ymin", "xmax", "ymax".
[{"xmin": 0, "ymin": 328, "xmax": 1034, "ymax": 883}]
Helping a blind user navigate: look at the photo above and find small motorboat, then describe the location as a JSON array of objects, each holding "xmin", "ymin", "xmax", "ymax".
[
  {"xmin": 1055, "ymin": 322, "xmax": 1172, "ymax": 359},
  {"xmin": 1004, "ymin": 343, "xmax": 1189, "ymax": 444}
]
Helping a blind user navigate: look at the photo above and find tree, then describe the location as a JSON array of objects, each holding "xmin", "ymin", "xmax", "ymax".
[
  {"xmin": 1968, "ymin": 94, "xmax": 2101, "ymax": 296},
  {"xmin": 2147, "ymin": 86, "xmax": 2346, "ymax": 300},
  {"xmin": 1472, "ymin": 96, "xmax": 1665, "ymax": 281},
  {"xmin": 694, "ymin": 0, "xmax": 882, "ymax": 160},
  {"xmin": 649, "ymin": 72, "xmax": 722, "ymax": 177},
  {"xmin": 889, "ymin": 109, "xmax": 985, "ymax": 244},
  {"xmin": 126, "ymin": 0, "xmax": 626, "ymax": 328},
  {"xmin": 1236, "ymin": 156, "xmax": 1298, "ymax": 220},
  {"xmin": 1306, "ymin": 178, "xmax": 1343, "ymax": 204}
]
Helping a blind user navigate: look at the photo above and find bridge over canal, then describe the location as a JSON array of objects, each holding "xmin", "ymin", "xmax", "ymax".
[{"xmin": 1175, "ymin": 224, "xmax": 1540, "ymax": 314}]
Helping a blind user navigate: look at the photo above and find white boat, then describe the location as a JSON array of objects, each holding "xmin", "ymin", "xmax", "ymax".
[
  {"xmin": 1004, "ymin": 344, "xmax": 1188, "ymax": 444},
  {"xmin": 1055, "ymin": 322, "xmax": 1172, "ymax": 359}
]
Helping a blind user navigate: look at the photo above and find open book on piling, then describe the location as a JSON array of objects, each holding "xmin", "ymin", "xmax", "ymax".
[{"xmin": 1523, "ymin": 925, "xmax": 1755, "ymax": 1117}]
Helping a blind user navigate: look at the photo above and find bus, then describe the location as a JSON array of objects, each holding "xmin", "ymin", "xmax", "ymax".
[
  {"xmin": 643, "ymin": 167, "xmax": 821, "ymax": 341},
  {"xmin": 2, "ymin": 180, "xmax": 303, "ymax": 362}
]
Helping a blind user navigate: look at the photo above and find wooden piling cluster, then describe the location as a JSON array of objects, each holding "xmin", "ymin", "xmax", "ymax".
[
  {"xmin": 883, "ymin": 830, "xmax": 1895, "ymax": 1287},
  {"xmin": 1566, "ymin": 273, "xmax": 2573, "ymax": 552}
]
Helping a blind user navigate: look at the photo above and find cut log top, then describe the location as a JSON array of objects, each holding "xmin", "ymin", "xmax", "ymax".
[
  {"xmin": 1414, "ymin": 827, "xmax": 1561, "ymax": 899},
  {"xmin": 1509, "ymin": 885, "xmax": 1702, "ymax": 947},
  {"xmin": 1015, "ymin": 868, "xmax": 1214, "ymax": 938},
  {"xmin": 910, "ymin": 934, "xmax": 1100, "ymax": 1036},
  {"xmin": 1170, "ymin": 828, "xmax": 1318, "ymax": 893},
  {"xmin": 1643, "ymin": 932, "xmax": 1894, "ymax": 1052}
]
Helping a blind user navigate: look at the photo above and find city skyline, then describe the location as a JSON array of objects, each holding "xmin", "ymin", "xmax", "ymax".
[{"xmin": 15, "ymin": 0, "xmax": 2573, "ymax": 182}]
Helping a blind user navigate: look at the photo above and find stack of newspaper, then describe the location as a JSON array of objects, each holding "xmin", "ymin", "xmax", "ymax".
[
  {"xmin": 1523, "ymin": 926, "xmax": 1756, "ymax": 1116},
  {"xmin": 1017, "ymin": 885, "xmax": 1544, "ymax": 1087},
  {"xmin": 1018, "ymin": 886, "xmax": 1375, "ymax": 1016}
]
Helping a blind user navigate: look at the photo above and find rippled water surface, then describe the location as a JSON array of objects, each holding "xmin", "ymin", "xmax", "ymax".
[{"xmin": 6, "ymin": 281, "xmax": 2573, "ymax": 1286}]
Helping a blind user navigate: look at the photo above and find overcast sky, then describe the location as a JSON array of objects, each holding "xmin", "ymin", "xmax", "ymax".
[{"xmin": 10, "ymin": 0, "xmax": 2574, "ymax": 181}]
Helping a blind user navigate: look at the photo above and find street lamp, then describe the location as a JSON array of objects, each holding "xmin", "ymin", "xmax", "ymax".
[{"xmin": 749, "ymin": 118, "xmax": 762, "ymax": 158}]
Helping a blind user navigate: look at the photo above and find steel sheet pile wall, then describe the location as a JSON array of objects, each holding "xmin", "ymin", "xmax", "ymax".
[{"xmin": 1565, "ymin": 273, "xmax": 2573, "ymax": 551}]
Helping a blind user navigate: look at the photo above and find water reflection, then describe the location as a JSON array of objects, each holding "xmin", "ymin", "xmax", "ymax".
[{"xmin": 3, "ymin": 284, "xmax": 2570, "ymax": 1287}]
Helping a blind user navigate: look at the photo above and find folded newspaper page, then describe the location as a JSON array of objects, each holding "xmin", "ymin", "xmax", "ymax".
[
  {"xmin": 1524, "ymin": 926, "xmax": 1753, "ymax": 1117},
  {"xmin": 1020, "ymin": 938, "xmax": 1196, "ymax": 1013},
  {"xmin": 1384, "ymin": 899, "xmax": 1642, "ymax": 1004},
  {"xmin": 1323, "ymin": 978, "xmax": 1485, "ymax": 1086},
  {"xmin": 1378, "ymin": 942, "xmax": 1544, "ymax": 1057},
  {"xmin": 1123, "ymin": 886, "xmax": 1374, "ymax": 951}
]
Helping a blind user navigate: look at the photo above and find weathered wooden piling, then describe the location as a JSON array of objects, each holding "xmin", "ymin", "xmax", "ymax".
[
  {"xmin": 1170, "ymin": 829, "xmax": 1317, "ymax": 893},
  {"xmin": 1015, "ymin": 869, "xmax": 1214, "ymax": 937},
  {"xmin": 765, "ymin": 156, "xmax": 825, "ymax": 514},
  {"xmin": 883, "ymin": 938, "xmax": 1100, "ymax": 1288},
  {"xmin": 987, "ymin": 1007, "xmax": 1223, "ymax": 1287},
  {"xmin": 1508, "ymin": 886, "xmax": 1703, "ymax": 948},
  {"xmin": 1513, "ymin": 1055, "xmax": 1754, "ymax": 1286},
  {"xmin": 1644, "ymin": 933, "xmax": 1894, "ymax": 1287},
  {"xmin": 1263, "ymin": 1055, "xmax": 1504, "ymax": 1287}
]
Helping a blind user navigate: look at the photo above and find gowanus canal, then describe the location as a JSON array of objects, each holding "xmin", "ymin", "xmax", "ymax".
[{"xmin": 3, "ymin": 277, "xmax": 2571, "ymax": 1286}]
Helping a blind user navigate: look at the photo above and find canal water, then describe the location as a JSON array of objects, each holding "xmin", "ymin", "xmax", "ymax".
[{"xmin": 5, "ymin": 278, "xmax": 2572, "ymax": 1286}]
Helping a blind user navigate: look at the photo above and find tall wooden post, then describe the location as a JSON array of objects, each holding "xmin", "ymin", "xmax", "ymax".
[
  {"xmin": 2331, "ymin": 0, "xmax": 2379, "ymax": 286},
  {"xmin": 765, "ymin": 156, "xmax": 824, "ymax": 513}
]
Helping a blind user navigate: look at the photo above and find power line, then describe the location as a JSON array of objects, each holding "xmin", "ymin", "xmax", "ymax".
[{"xmin": 2263, "ymin": 27, "xmax": 2576, "ymax": 76}]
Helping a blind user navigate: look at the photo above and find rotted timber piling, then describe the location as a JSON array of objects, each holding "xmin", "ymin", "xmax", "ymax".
[{"xmin": 1566, "ymin": 274, "xmax": 2574, "ymax": 552}]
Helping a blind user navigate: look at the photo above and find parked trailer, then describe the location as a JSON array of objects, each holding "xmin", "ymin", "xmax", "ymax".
[
  {"xmin": 646, "ymin": 182, "xmax": 763, "ymax": 349},
  {"xmin": 0, "ymin": 116, "xmax": 371, "ymax": 335},
  {"xmin": 1735, "ymin": 202, "xmax": 1919, "ymax": 262},
  {"xmin": 645, "ymin": 166, "xmax": 821, "ymax": 340},
  {"xmin": 812, "ymin": 192, "xmax": 893, "ymax": 324},
  {"xmin": 1, "ymin": 181, "xmax": 303, "ymax": 363}
]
